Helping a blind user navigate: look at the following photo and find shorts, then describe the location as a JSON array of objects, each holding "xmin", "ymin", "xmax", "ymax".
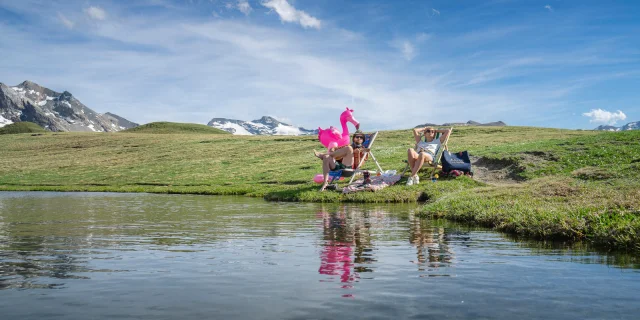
[
  {"xmin": 332, "ymin": 161, "xmax": 348, "ymax": 171},
  {"xmin": 418, "ymin": 150, "xmax": 435, "ymax": 159}
]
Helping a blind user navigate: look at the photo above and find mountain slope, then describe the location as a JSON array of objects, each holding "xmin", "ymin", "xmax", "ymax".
[
  {"xmin": 0, "ymin": 81, "xmax": 138, "ymax": 132},
  {"xmin": 594, "ymin": 121, "xmax": 639, "ymax": 131},
  {"xmin": 122, "ymin": 122, "xmax": 230, "ymax": 134},
  {"xmin": 208, "ymin": 116, "xmax": 316, "ymax": 135},
  {"xmin": 0, "ymin": 122, "xmax": 46, "ymax": 134}
]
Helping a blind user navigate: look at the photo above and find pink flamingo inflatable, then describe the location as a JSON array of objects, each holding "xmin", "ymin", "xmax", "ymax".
[{"xmin": 317, "ymin": 107, "xmax": 360, "ymax": 151}]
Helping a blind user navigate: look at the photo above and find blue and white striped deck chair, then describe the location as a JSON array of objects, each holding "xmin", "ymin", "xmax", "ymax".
[{"xmin": 401, "ymin": 127, "xmax": 453, "ymax": 179}]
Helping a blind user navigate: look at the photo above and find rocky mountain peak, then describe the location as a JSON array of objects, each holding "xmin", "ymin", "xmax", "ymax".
[
  {"xmin": 253, "ymin": 116, "xmax": 283, "ymax": 126},
  {"xmin": 0, "ymin": 80, "xmax": 138, "ymax": 132},
  {"xmin": 59, "ymin": 91, "xmax": 73, "ymax": 101},
  {"xmin": 18, "ymin": 80, "xmax": 43, "ymax": 90}
]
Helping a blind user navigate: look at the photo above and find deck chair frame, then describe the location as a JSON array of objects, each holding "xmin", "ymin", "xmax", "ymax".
[{"xmin": 401, "ymin": 127, "xmax": 453, "ymax": 179}]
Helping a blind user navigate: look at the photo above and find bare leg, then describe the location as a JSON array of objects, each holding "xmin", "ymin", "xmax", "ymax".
[
  {"xmin": 407, "ymin": 148, "xmax": 418, "ymax": 171},
  {"xmin": 320, "ymin": 156, "xmax": 337, "ymax": 191},
  {"xmin": 329, "ymin": 146, "xmax": 354, "ymax": 168},
  {"xmin": 411, "ymin": 152, "xmax": 433, "ymax": 176}
]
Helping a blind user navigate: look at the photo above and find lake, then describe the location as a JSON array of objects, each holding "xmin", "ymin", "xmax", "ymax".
[{"xmin": 0, "ymin": 192, "xmax": 638, "ymax": 319}]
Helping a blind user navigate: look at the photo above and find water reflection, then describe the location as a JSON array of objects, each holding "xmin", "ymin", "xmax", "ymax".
[
  {"xmin": 2, "ymin": 192, "xmax": 640, "ymax": 320},
  {"xmin": 317, "ymin": 206, "xmax": 377, "ymax": 290},
  {"xmin": 407, "ymin": 212, "xmax": 454, "ymax": 273}
]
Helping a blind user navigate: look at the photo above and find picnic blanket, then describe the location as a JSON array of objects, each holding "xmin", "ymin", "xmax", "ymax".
[{"xmin": 342, "ymin": 174, "xmax": 402, "ymax": 194}]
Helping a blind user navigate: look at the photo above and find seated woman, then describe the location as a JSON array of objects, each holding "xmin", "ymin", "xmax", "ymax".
[
  {"xmin": 406, "ymin": 126, "xmax": 450, "ymax": 185},
  {"xmin": 314, "ymin": 131, "xmax": 370, "ymax": 192}
]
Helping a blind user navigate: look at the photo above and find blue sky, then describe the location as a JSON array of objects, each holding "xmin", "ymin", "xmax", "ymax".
[{"xmin": 1, "ymin": 0, "xmax": 638, "ymax": 130}]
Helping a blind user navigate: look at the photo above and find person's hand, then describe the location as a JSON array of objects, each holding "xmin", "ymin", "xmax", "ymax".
[{"xmin": 363, "ymin": 148, "xmax": 370, "ymax": 152}]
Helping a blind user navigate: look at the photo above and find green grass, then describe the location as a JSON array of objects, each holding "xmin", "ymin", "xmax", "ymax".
[
  {"xmin": 1, "ymin": 125, "xmax": 639, "ymax": 251},
  {"xmin": 121, "ymin": 121, "xmax": 230, "ymax": 134},
  {"xmin": 0, "ymin": 122, "xmax": 47, "ymax": 134}
]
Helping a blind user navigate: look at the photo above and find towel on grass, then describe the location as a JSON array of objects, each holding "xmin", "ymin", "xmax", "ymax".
[{"xmin": 342, "ymin": 174, "xmax": 402, "ymax": 194}]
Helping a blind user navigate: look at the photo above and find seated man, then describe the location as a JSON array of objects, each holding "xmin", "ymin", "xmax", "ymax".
[
  {"xmin": 314, "ymin": 131, "xmax": 370, "ymax": 191},
  {"xmin": 406, "ymin": 126, "xmax": 450, "ymax": 185}
]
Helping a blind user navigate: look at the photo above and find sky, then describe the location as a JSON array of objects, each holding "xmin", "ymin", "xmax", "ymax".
[{"xmin": 1, "ymin": 0, "xmax": 639, "ymax": 130}]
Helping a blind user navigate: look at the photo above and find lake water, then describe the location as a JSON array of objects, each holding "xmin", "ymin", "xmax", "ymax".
[{"xmin": 0, "ymin": 192, "xmax": 638, "ymax": 319}]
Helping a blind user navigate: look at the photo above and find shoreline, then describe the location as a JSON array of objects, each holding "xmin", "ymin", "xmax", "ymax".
[{"xmin": 1, "ymin": 127, "xmax": 638, "ymax": 252}]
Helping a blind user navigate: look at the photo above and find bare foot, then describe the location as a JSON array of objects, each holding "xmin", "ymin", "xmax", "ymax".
[
  {"xmin": 313, "ymin": 149, "xmax": 323, "ymax": 159},
  {"xmin": 319, "ymin": 182, "xmax": 328, "ymax": 191}
]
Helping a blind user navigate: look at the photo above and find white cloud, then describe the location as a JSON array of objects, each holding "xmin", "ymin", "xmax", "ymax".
[
  {"xmin": 401, "ymin": 41, "xmax": 415, "ymax": 61},
  {"xmin": 237, "ymin": 0, "xmax": 252, "ymax": 15},
  {"xmin": 432, "ymin": 8, "xmax": 440, "ymax": 16},
  {"xmin": 85, "ymin": 6, "xmax": 107, "ymax": 21},
  {"xmin": 4, "ymin": 1, "xmax": 638, "ymax": 130},
  {"xmin": 392, "ymin": 34, "xmax": 429, "ymax": 61},
  {"xmin": 582, "ymin": 109, "xmax": 626, "ymax": 125},
  {"xmin": 57, "ymin": 12, "xmax": 74, "ymax": 29},
  {"xmin": 262, "ymin": 0, "xmax": 321, "ymax": 29},
  {"xmin": 544, "ymin": 5, "xmax": 553, "ymax": 12}
]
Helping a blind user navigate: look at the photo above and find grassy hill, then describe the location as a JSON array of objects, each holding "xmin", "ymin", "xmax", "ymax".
[
  {"xmin": 0, "ymin": 126, "xmax": 638, "ymax": 251},
  {"xmin": 122, "ymin": 121, "xmax": 230, "ymax": 134},
  {"xmin": 0, "ymin": 122, "xmax": 47, "ymax": 134}
]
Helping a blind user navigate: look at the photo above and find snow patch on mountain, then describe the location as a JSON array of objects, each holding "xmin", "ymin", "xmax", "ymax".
[
  {"xmin": 0, "ymin": 114, "xmax": 13, "ymax": 127},
  {"xmin": 213, "ymin": 121, "xmax": 253, "ymax": 135}
]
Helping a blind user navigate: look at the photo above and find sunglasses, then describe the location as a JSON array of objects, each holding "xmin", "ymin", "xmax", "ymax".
[
  {"xmin": 424, "ymin": 130, "xmax": 434, "ymax": 133},
  {"xmin": 354, "ymin": 136, "xmax": 365, "ymax": 140}
]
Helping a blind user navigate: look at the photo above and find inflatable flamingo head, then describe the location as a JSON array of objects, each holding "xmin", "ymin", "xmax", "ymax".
[{"xmin": 340, "ymin": 107, "xmax": 360, "ymax": 128}]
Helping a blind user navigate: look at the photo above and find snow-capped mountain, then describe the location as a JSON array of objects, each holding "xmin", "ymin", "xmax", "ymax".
[
  {"xmin": 0, "ymin": 80, "xmax": 138, "ymax": 132},
  {"xmin": 594, "ymin": 121, "xmax": 639, "ymax": 131},
  {"xmin": 207, "ymin": 116, "xmax": 316, "ymax": 135}
]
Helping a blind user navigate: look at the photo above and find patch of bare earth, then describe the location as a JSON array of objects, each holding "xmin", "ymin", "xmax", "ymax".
[{"xmin": 470, "ymin": 152, "xmax": 557, "ymax": 186}]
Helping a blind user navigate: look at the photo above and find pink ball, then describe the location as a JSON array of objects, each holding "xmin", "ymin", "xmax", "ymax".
[{"xmin": 313, "ymin": 174, "xmax": 343, "ymax": 183}]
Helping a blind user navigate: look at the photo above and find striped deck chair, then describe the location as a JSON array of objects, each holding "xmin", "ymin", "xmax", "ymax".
[
  {"xmin": 401, "ymin": 127, "xmax": 453, "ymax": 179},
  {"xmin": 328, "ymin": 131, "xmax": 385, "ymax": 184}
]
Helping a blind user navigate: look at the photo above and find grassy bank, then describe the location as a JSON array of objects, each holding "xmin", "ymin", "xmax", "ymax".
[{"xmin": 1, "ymin": 125, "xmax": 638, "ymax": 250}]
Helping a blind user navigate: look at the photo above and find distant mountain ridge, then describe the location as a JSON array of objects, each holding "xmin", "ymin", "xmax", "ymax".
[
  {"xmin": 0, "ymin": 80, "xmax": 138, "ymax": 132},
  {"xmin": 208, "ymin": 116, "xmax": 316, "ymax": 135},
  {"xmin": 414, "ymin": 120, "xmax": 507, "ymax": 128},
  {"xmin": 594, "ymin": 121, "xmax": 639, "ymax": 131}
]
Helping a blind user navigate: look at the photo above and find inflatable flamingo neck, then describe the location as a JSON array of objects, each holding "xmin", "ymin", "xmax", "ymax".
[
  {"xmin": 340, "ymin": 117, "xmax": 350, "ymax": 138},
  {"xmin": 339, "ymin": 107, "xmax": 359, "ymax": 138}
]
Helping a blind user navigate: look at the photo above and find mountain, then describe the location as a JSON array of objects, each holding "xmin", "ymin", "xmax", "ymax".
[
  {"xmin": 0, "ymin": 80, "xmax": 138, "ymax": 132},
  {"xmin": 620, "ymin": 121, "xmax": 640, "ymax": 131},
  {"xmin": 208, "ymin": 116, "xmax": 316, "ymax": 135},
  {"xmin": 594, "ymin": 121, "xmax": 639, "ymax": 131},
  {"xmin": 594, "ymin": 125, "xmax": 620, "ymax": 131},
  {"xmin": 415, "ymin": 120, "xmax": 507, "ymax": 128}
]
